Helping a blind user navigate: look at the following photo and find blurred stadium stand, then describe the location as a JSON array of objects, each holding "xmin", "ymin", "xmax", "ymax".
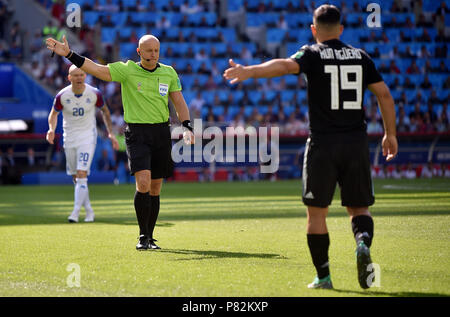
[{"xmin": 0, "ymin": 0, "xmax": 449, "ymax": 184}]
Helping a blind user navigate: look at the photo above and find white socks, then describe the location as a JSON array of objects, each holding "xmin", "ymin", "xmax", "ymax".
[{"xmin": 72, "ymin": 178, "xmax": 89, "ymax": 216}]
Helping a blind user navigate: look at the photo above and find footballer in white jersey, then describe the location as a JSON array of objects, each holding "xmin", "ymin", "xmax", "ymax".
[{"xmin": 46, "ymin": 65, "xmax": 119, "ymax": 223}]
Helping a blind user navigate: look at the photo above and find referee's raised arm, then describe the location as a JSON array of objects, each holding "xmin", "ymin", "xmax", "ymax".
[{"xmin": 46, "ymin": 35, "xmax": 112, "ymax": 82}]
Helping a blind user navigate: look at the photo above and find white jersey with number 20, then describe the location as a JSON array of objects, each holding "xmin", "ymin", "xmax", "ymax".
[{"xmin": 53, "ymin": 84, "xmax": 104, "ymax": 148}]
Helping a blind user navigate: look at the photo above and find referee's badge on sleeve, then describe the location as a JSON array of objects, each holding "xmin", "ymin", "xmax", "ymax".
[{"xmin": 159, "ymin": 83, "xmax": 169, "ymax": 96}]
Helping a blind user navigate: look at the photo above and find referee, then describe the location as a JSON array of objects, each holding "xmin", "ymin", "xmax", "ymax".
[
  {"xmin": 224, "ymin": 5, "xmax": 398, "ymax": 289},
  {"xmin": 46, "ymin": 35, "xmax": 194, "ymax": 251}
]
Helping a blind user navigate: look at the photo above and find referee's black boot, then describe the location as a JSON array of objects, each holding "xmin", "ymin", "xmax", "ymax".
[
  {"xmin": 136, "ymin": 235, "xmax": 150, "ymax": 251},
  {"xmin": 149, "ymin": 238, "xmax": 161, "ymax": 250}
]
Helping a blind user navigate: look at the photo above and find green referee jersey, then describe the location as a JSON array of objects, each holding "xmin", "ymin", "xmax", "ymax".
[{"xmin": 108, "ymin": 60, "xmax": 182, "ymax": 124}]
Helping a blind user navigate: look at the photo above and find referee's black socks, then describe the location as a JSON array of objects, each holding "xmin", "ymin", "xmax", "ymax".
[
  {"xmin": 307, "ymin": 233, "xmax": 330, "ymax": 279},
  {"xmin": 351, "ymin": 215, "xmax": 374, "ymax": 248},
  {"xmin": 134, "ymin": 191, "xmax": 151, "ymax": 236},
  {"xmin": 147, "ymin": 195, "xmax": 160, "ymax": 239}
]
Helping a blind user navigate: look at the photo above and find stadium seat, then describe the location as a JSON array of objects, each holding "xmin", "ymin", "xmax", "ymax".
[
  {"xmin": 227, "ymin": 0, "xmax": 243, "ymax": 12},
  {"xmin": 267, "ymin": 28, "xmax": 287, "ymax": 44}
]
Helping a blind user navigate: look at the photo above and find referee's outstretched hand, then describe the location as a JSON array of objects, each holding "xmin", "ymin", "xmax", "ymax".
[
  {"xmin": 183, "ymin": 130, "xmax": 195, "ymax": 145},
  {"xmin": 223, "ymin": 59, "xmax": 251, "ymax": 84},
  {"xmin": 46, "ymin": 35, "xmax": 71, "ymax": 57}
]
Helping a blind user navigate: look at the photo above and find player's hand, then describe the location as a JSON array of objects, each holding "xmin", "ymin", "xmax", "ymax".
[
  {"xmin": 46, "ymin": 130, "xmax": 55, "ymax": 144},
  {"xmin": 223, "ymin": 59, "xmax": 251, "ymax": 84},
  {"xmin": 183, "ymin": 130, "xmax": 195, "ymax": 145},
  {"xmin": 109, "ymin": 134, "xmax": 120, "ymax": 151},
  {"xmin": 46, "ymin": 35, "xmax": 70, "ymax": 57},
  {"xmin": 382, "ymin": 134, "xmax": 398, "ymax": 162}
]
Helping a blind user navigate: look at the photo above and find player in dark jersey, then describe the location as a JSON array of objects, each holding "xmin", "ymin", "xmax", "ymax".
[{"xmin": 224, "ymin": 4, "xmax": 398, "ymax": 289}]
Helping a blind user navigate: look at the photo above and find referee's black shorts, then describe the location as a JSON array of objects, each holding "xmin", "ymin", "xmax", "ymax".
[
  {"xmin": 124, "ymin": 122, "xmax": 174, "ymax": 179},
  {"xmin": 302, "ymin": 131, "xmax": 375, "ymax": 208}
]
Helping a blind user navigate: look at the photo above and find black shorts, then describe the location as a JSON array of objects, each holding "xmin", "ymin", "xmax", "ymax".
[
  {"xmin": 302, "ymin": 131, "xmax": 375, "ymax": 208},
  {"xmin": 124, "ymin": 122, "xmax": 174, "ymax": 179}
]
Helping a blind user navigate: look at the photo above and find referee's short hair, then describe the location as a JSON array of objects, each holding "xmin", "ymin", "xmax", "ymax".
[{"xmin": 313, "ymin": 4, "xmax": 341, "ymax": 28}]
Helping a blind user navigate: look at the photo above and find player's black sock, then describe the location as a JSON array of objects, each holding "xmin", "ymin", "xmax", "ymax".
[
  {"xmin": 307, "ymin": 233, "xmax": 330, "ymax": 279},
  {"xmin": 148, "ymin": 195, "xmax": 160, "ymax": 239},
  {"xmin": 351, "ymin": 215, "xmax": 374, "ymax": 247},
  {"xmin": 134, "ymin": 191, "xmax": 150, "ymax": 236}
]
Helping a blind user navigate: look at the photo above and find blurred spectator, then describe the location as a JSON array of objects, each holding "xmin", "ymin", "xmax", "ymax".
[
  {"xmin": 389, "ymin": 60, "xmax": 401, "ymax": 74},
  {"xmin": 367, "ymin": 117, "xmax": 383, "ymax": 134},
  {"xmin": 401, "ymin": 45, "xmax": 415, "ymax": 58},
  {"xmin": 97, "ymin": 149, "xmax": 115, "ymax": 171},
  {"xmin": 0, "ymin": 3, "xmax": 9, "ymax": 39},
  {"xmin": 205, "ymin": 74, "xmax": 218, "ymax": 90},
  {"xmin": 443, "ymin": 164, "xmax": 450, "ymax": 178},
  {"xmin": 403, "ymin": 77, "xmax": 415, "ymax": 89},
  {"xmin": 240, "ymin": 46, "xmax": 252, "ymax": 62},
  {"xmin": 51, "ymin": 0, "xmax": 65, "ymax": 26},
  {"xmin": 230, "ymin": 113, "xmax": 245, "ymax": 128},
  {"xmin": 420, "ymin": 75, "xmax": 432, "ymax": 89},
  {"xmin": 157, "ymin": 16, "xmax": 171, "ymax": 29},
  {"xmin": 396, "ymin": 107, "xmax": 410, "ymax": 132},
  {"xmin": 417, "ymin": 45, "xmax": 431, "ymax": 58},
  {"xmin": 0, "ymin": 40, "xmax": 10, "ymax": 60},
  {"xmin": 42, "ymin": 20, "xmax": 58, "ymax": 39},
  {"xmin": 180, "ymin": 0, "xmax": 204, "ymax": 14},
  {"xmin": 416, "ymin": 14, "xmax": 433, "ymax": 28},
  {"xmin": 403, "ymin": 163, "xmax": 417, "ymax": 179},
  {"xmin": 111, "ymin": 109, "xmax": 125, "ymax": 129},
  {"xmin": 391, "ymin": 165, "xmax": 402, "ymax": 179},
  {"xmin": 148, "ymin": 0, "xmax": 157, "ymax": 12},
  {"xmin": 189, "ymin": 91, "xmax": 206, "ymax": 118},
  {"xmin": 3, "ymin": 147, "xmax": 21, "ymax": 184},
  {"xmin": 277, "ymin": 14, "xmax": 288, "ymax": 30},
  {"xmin": 406, "ymin": 60, "xmax": 420, "ymax": 74},
  {"xmin": 132, "ymin": 0, "xmax": 147, "ymax": 12},
  {"xmin": 0, "ymin": 148, "xmax": 4, "ymax": 184},
  {"xmin": 195, "ymin": 48, "xmax": 208, "ymax": 61},
  {"xmin": 429, "ymin": 90, "xmax": 442, "ymax": 105},
  {"xmin": 421, "ymin": 161, "xmax": 434, "ymax": 178},
  {"xmin": 101, "ymin": 0, "xmax": 119, "ymax": 13}
]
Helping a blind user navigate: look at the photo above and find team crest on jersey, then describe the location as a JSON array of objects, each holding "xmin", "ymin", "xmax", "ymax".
[
  {"xmin": 137, "ymin": 82, "xmax": 142, "ymax": 92},
  {"xmin": 86, "ymin": 98, "xmax": 91, "ymax": 104},
  {"xmin": 159, "ymin": 83, "xmax": 168, "ymax": 96},
  {"xmin": 66, "ymin": 99, "xmax": 71, "ymax": 104}
]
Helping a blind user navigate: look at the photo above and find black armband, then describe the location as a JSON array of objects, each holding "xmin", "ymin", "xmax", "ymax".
[
  {"xmin": 182, "ymin": 120, "xmax": 193, "ymax": 132},
  {"xmin": 66, "ymin": 50, "xmax": 86, "ymax": 68}
]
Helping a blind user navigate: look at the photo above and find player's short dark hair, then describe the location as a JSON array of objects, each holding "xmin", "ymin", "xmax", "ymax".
[{"xmin": 313, "ymin": 4, "xmax": 341, "ymax": 27}]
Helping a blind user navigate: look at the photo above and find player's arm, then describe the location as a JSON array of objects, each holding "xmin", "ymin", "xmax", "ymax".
[
  {"xmin": 368, "ymin": 81, "xmax": 398, "ymax": 162},
  {"xmin": 169, "ymin": 90, "xmax": 195, "ymax": 144},
  {"xmin": 223, "ymin": 58, "xmax": 299, "ymax": 84},
  {"xmin": 99, "ymin": 105, "xmax": 120, "ymax": 150},
  {"xmin": 46, "ymin": 36, "xmax": 112, "ymax": 82},
  {"xmin": 46, "ymin": 107, "xmax": 59, "ymax": 145}
]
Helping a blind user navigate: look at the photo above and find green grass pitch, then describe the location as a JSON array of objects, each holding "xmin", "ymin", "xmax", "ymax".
[{"xmin": 0, "ymin": 178, "xmax": 449, "ymax": 297}]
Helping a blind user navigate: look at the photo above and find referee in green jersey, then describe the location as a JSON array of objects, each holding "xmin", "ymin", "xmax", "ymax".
[{"xmin": 46, "ymin": 35, "xmax": 195, "ymax": 250}]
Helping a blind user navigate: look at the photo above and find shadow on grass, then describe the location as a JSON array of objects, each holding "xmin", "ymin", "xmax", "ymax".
[
  {"xmin": 158, "ymin": 248, "xmax": 287, "ymax": 261},
  {"xmin": 1, "ymin": 207, "xmax": 450, "ymax": 226},
  {"xmin": 330, "ymin": 288, "xmax": 449, "ymax": 297}
]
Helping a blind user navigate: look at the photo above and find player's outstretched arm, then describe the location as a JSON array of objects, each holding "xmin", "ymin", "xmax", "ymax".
[
  {"xmin": 46, "ymin": 36, "xmax": 112, "ymax": 82},
  {"xmin": 100, "ymin": 106, "xmax": 120, "ymax": 150},
  {"xmin": 46, "ymin": 108, "xmax": 59, "ymax": 145},
  {"xmin": 368, "ymin": 81, "xmax": 398, "ymax": 162},
  {"xmin": 223, "ymin": 58, "xmax": 299, "ymax": 84},
  {"xmin": 170, "ymin": 91, "xmax": 195, "ymax": 145}
]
